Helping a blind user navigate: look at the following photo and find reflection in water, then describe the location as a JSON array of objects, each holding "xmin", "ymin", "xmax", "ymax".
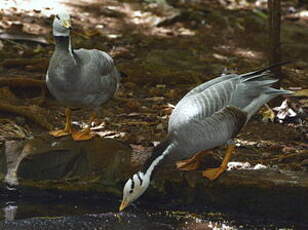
[
  {"xmin": 0, "ymin": 198, "xmax": 304, "ymax": 229},
  {"xmin": 3, "ymin": 202, "xmax": 18, "ymax": 221},
  {"xmin": 0, "ymin": 209, "xmax": 240, "ymax": 230}
]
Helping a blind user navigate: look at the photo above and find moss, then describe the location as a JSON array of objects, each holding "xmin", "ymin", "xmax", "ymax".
[{"xmin": 19, "ymin": 176, "xmax": 122, "ymax": 196}]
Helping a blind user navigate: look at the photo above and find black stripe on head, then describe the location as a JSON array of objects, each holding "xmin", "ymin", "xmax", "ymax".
[
  {"xmin": 137, "ymin": 172, "xmax": 143, "ymax": 186},
  {"xmin": 129, "ymin": 178, "xmax": 134, "ymax": 194}
]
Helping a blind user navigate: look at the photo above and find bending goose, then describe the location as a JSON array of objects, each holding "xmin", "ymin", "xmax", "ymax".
[
  {"xmin": 46, "ymin": 11, "xmax": 121, "ymax": 141},
  {"xmin": 119, "ymin": 63, "xmax": 292, "ymax": 211}
]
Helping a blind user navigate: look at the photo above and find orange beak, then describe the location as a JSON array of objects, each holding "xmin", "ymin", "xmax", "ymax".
[
  {"xmin": 119, "ymin": 200, "xmax": 129, "ymax": 212},
  {"xmin": 62, "ymin": 20, "xmax": 71, "ymax": 29}
]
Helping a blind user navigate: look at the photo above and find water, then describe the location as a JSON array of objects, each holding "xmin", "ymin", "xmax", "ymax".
[{"xmin": 0, "ymin": 188, "xmax": 306, "ymax": 229}]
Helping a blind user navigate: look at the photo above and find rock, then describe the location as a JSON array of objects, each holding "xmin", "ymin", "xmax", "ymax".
[
  {"xmin": 1, "ymin": 134, "xmax": 133, "ymax": 194},
  {"xmin": 4, "ymin": 140, "xmax": 26, "ymax": 186}
]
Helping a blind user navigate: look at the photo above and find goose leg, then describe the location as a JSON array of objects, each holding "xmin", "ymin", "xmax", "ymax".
[
  {"xmin": 72, "ymin": 112, "xmax": 96, "ymax": 141},
  {"xmin": 49, "ymin": 108, "xmax": 73, "ymax": 137},
  {"xmin": 202, "ymin": 143, "xmax": 235, "ymax": 181},
  {"xmin": 176, "ymin": 150, "xmax": 209, "ymax": 171}
]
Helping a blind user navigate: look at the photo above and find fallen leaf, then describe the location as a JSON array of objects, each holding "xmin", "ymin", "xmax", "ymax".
[
  {"xmin": 260, "ymin": 104, "xmax": 275, "ymax": 122},
  {"xmin": 273, "ymin": 99, "xmax": 297, "ymax": 122},
  {"xmin": 126, "ymin": 100, "xmax": 141, "ymax": 111},
  {"xmin": 253, "ymin": 164, "xmax": 267, "ymax": 170},
  {"xmin": 292, "ymin": 89, "xmax": 308, "ymax": 97},
  {"xmin": 227, "ymin": 161, "xmax": 251, "ymax": 170},
  {"xmin": 144, "ymin": 96, "xmax": 164, "ymax": 102}
]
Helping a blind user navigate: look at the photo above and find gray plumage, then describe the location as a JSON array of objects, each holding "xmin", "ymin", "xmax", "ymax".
[
  {"xmin": 142, "ymin": 64, "xmax": 292, "ymax": 171},
  {"xmin": 46, "ymin": 12, "xmax": 120, "ymax": 111},
  {"xmin": 167, "ymin": 66, "xmax": 292, "ymax": 161}
]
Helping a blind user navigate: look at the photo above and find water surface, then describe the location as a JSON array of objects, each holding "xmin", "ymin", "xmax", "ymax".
[{"xmin": 0, "ymin": 195, "xmax": 305, "ymax": 230}]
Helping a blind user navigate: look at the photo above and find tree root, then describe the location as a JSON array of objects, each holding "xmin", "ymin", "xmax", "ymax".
[
  {"xmin": 0, "ymin": 77, "xmax": 45, "ymax": 88},
  {"xmin": 0, "ymin": 78, "xmax": 47, "ymax": 105},
  {"xmin": 268, "ymin": 152, "xmax": 308, "ymax": 162},
  {"xmin": 0, "ymin": 102, "xmax": 53, "ymax": 130},
  {"xmin": 252, "ymin": 151, "xmax": 308, "ymax": 165},
  {"xmin": 1, "ymin": 58, "xmax": 49, "ymax": 69}
]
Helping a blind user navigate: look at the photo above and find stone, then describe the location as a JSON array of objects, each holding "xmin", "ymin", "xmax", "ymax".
[{"xmin": 2, "ymin": 134, "xmax": 133, "ymax": 193}]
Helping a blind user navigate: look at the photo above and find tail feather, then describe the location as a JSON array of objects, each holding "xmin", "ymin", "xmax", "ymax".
[
  {"xmin": 231, "ymin": 61, "xmax": 293, "ymax": 117},
  {"xmin": 245, "ymin": 79, "xmax": 278, "ymax": 88},
  {"xmin": 241, "ymin": 60, "xmax": 293, "ymax": 78},
  {"xmin": 242, "ymin": 87, "xmax": 293, "ymax": 119},
  {"xmin": 242, "ymin": 71, "xmax": 274, "ymax": 82},
  {"xmin": 264, "ymin": 87, "xmax": 293, "ymax": 95}
]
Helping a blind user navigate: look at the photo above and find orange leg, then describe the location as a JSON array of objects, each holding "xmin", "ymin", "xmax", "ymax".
[
  {"xmin": 176, "ymin": 150, "xmax": 209, "ymax": 171},
  {"xmin": 202, "ymin": 144, "xmax": 235, "ymax": 181},
  {"xmin": 72, "ymin": 112, "xmax": 96, "ymax": 141},
  {"xmin": 49, "ymin": 108, "xmax": 73, "ymax": 137}
]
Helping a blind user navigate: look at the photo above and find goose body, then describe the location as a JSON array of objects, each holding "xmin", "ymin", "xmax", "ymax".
[
  {"xmin": 167, "ymin": 69, "xmax": 284, "ymax": 161},
  {"xmin": 120, "ymin": 63, "xmax": 292, "ymax": 211},
  {"xmin": 47, "ymin": 47, "xmax": 119, "ymax": 108},
  {"xmin": 46, "ymin": 12, "xmax": 121, "ymax": 140}
]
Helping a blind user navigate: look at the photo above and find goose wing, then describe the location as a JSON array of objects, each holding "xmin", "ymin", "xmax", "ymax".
[
  {"xmin": 183, "ymin": 73, "xmax": 237, "ymax": 98},
  {"xmin": 170, "ymin": 64, "xmax": 292, "ymax": 130},
  {"xmin": 74, "ymin": 49, "xmax": 119, "ymax": 78},
  {"xmin": 171, "ymin": 106, "xmax": 247, "ymax": 160},
  {"xmin": 169, "ymin": 76, "xmax": 239, "ymax": 130},
  {"xmin": 73, "ymin": 49, "xmax": 120, "ymax": 101}
]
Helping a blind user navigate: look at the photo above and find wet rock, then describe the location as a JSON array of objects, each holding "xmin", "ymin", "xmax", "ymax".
[
  {"xmin": 2, "ymin": 134, "xmax": 133, "ymax": 194},
  {"xmin": 4, "ymin": 140, "xmax": 26, "ymax": 185}
]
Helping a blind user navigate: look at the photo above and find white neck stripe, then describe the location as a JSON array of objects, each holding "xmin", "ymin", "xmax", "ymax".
[{"xmin": 145, "ymin": 142, "xmax": 175, "ymax": 178}]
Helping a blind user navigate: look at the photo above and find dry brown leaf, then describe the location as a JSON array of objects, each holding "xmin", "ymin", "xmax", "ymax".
[
  {"xmin": 119, "ymin": 121, "xmax": 159, "ymax": 126},
  {"xmin": 293, "ymin": 89, "xmax": 308, "ymax": 97},
  {"xmin": 126, "ymin": 100, "xmax": 141, "ymax": 111},
  {"xmin": 144, "ymin": 96, "xmax": 164, "ymax": 102}
]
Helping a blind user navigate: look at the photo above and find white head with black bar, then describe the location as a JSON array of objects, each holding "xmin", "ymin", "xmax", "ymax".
[
  {"xmin": 119, "ymin": 142, "xmax": 175, "ymax": 211},
  {"xmin": 119, "ymin": 171, "xmax": 150, "ymax": 211}
]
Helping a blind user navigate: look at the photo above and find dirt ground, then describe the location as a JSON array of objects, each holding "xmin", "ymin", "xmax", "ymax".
[{"xmin": 0, "ymin": 0, "xmax": 307, "ymax": 171}]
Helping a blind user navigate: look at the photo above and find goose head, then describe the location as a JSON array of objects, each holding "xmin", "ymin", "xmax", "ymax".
[
  {"xmin": 119, "ymin": 171, "xmax": 150, "ymax": 211},
  {"xmin": 53, "ymin": 11, "xmax": 71, "ymax": 37}
]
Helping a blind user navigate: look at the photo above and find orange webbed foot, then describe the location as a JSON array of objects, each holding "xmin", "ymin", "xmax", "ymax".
[
  {"xmin": 49, "ymin": 129, "xmax": 71, "ymax": 137},
  {"xmin": 202, "ymin": 144, "xmax": 236, "ymax": 181},
  {"xmin": 176, "ymin": 150, "xmax": 209, "ymax": 171},
  {"xmin": 202, "ymin": 167, "xmax": 226, "ymax": 181},
  {"xmin": 176, "ymin": 158, "xmax": 201, "ymax": 171},
  {"xmin": 71, "ymin": 128, "xmax": 96, "ymax": 141}
]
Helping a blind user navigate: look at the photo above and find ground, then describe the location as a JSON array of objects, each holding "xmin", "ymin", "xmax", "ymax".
[{"xmin": 0, "ymin": 0, "xmax": 307, "ymax": 172}]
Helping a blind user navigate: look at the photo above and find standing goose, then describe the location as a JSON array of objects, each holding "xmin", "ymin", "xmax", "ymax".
[
  {"xmin": 119, "ymin": 63, "xmax": 292, "ymax": 211},
  {"xmin": 46, "ymin": 11, "xmax": 121, "ymax": 141}
]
